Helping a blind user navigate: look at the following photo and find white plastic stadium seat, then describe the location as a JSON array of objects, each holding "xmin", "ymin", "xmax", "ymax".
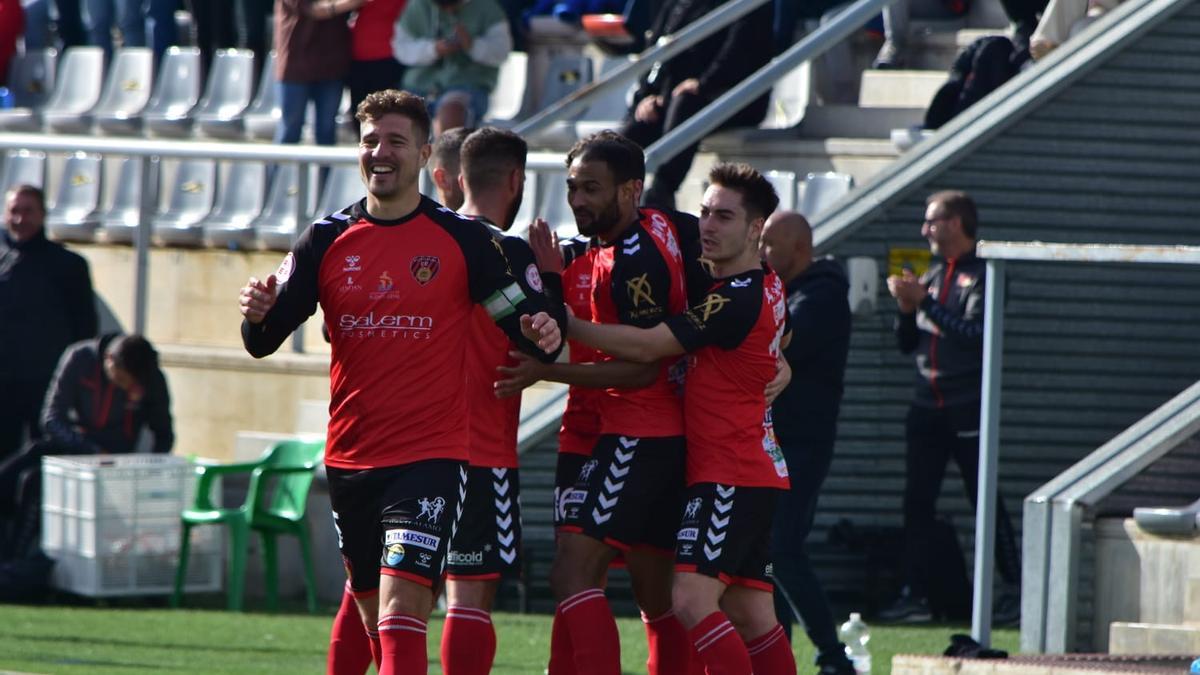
[
  {"xmin": 243, "ymin": 52, "xmax": 280, "ymax": 141},
  {"xmin": 574, "ymin": 53, "xmax": 635, "ymax": 138},
  {"xmin": 92, "ymin": 47, "xmax": 155, "ymax": 135},
  {"xmin": 760, "ymin": 61, "xmax": 810, "ymax": 130},
  {"xmin": 154, "ymin": 160, "xmax": 217, "ymax": 246},
  {"xmin": 100, "ymin": 157, "xmax": 143, "ymax": 244},
  {"xmin": 540, "ymin": 54, "xmax": 593, "ymax": 118},
  {"xmin": 484, "ymin": 51, "xmax": 529, "ymax": 125},
  {"xmin": 0, "ymin": 49, "xmax": 57, "ymax": 132},
  {"xmin": 142, "ymin": 47, "xmax": 202, "ymax": 138},
  {"xmin": 314, "ymin": 166, "xmax": 366, "ymax": 217},
  {"xmin": 205, "ymin": 161, "xmax": 266, "ymax": 250},
  {"xmin": 255, "ymin": 164, "xmax": 312, "ymax": 251},
  {"xmin": 0, "ymin": 150, "xmax": 47, "ymax": 192},
  {"xmin": 536, "ymin": 170, "xmax": 573, "ymax": 236},
  {"xmin": 47, "ymin": 152, "xmax": 104, "ymax": 241},
  {"xmin": 40, "ymin": 47, "xmax": 106, "ymax": 134},
  {"xmin": 194, "ymin": 49, "xmax": 257, "ymax": 140},
  {"xmin": 765, "ymin": 171, "xmax": 797, "ymax": 212},
  {"xmin": 800, "ymin": 172, "xmax": 853, "ymax": 220}
]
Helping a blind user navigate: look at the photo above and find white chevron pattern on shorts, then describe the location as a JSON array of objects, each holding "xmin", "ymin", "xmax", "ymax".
[
  {"xmin": 592, "ymin": 438, "xmax": 637, "ymax": 525},
  {"xmin": 705, "ymin": 484, "xmax": 734, "ymax": 561},
  {"xmin": 494, "ymin": 469, "xmax": 517, "ymax": 566}
]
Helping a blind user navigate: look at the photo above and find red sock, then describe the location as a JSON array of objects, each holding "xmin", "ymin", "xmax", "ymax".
[
  {"xmin": 689, "ymin": 612, "xmax": 752, "ymax": 675},
  {"xmin": 559, "ymin": 589, "xmax": 622, "ymax": 675},
  {"xmin": 745, "ymin": 625, "xmax": 796, "ymax": 675},
  {"xmin": 327, "ymin": 586, "xmax": 374, "ymax": 675},
  {"xmin": 440, "ymin": 606, "xmax": 497, "ymax": 675},
  {"xmin": 548, "ymin": 604, "xmax": 577, "ymax": 675},
  {"xmin": 643, "ymin": 610, "xmax": 697, "ymax": 675},
  {"xmin": 368, "ymin": 629, "xmax": 381, "ymax": 670},
  {"xmin": 378, "ymin": 613, "xmax": 428, "ymax": 675}
]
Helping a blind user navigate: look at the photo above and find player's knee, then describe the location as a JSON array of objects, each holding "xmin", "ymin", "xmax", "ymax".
[{"xmin": 671, "ymin": 578, "xmax": 712, "ymax": 628}]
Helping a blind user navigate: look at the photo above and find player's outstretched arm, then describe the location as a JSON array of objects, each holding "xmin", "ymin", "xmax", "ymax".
[
  {"xmin": 493, "ymin": 351, "xmax": 658, "ymax": 398},
  {"xmin": 568, "ymin": 316, "xmax": 684, "ymax": 364},
  {"xmin": 240, "ymin": 229, "xmax": 323, "ymax": 358}
]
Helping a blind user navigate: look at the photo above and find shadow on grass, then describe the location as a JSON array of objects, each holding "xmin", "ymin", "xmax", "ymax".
[{"xmin": 0, "ymin": 630, "xmax": 325, "ymax": 657}]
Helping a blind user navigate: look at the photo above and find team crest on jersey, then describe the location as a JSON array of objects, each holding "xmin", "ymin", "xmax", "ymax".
[
  {"xmin": 525, "ymin": 264, "xmax": 544, "ymax": 293},
  {"xmin": 626, "ymin": 273, "xmax": 656, "ymax": 307},
  {"xmin": 957, "ymin": 274, "xmax": 976, "ymax": 288},
  {"xmin": 410, "ymin": 256, "xmax": 440, "ymax": 286},
  {"xmin": 274, "ymin": 252, "xmax": 295, "ymax": 284}
]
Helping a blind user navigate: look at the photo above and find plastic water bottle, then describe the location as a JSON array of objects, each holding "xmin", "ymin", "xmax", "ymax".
[
  {"xmin": 0, "ymin": 87, "xmax": 12, "ymax": 109},
  {"xmin": 1189, "ymin": 656, "xmax": 1200, "ymax": 673},
  {"xmin": 839, "ymin": 612, "xmax": 872, "ymax": 675}
]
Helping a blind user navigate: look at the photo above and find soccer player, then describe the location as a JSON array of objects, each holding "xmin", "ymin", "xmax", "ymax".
[
  {"xmin": 237, "ymin": 90, "xmax": 562, "ymax": 675},
  {"xmin": 440, "ymin": 126, "xmax": 566, "ymax": 675},
  {"xmin": 568, "ymin": 163, "xmax": 797, "ymax": 674},
  {"xmin": 428, "ymin": 126, "xmax": 472, "ymax": 210}
]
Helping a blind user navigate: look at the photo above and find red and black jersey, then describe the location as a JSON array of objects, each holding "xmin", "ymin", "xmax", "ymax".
[
  {"xmin": 591, "ymin": 210, "xmax": 690, "ymax": 438},
  {"xmin": 558, "ymin": 235, "xmax": 603, "ymax": 455},
  {"xmin": 665, "ymin": 267, "xmax": 790, "ymax": 489},
  {"xmin": 241, "ymin": 197, "xmax": 562, "ymax": 470}
]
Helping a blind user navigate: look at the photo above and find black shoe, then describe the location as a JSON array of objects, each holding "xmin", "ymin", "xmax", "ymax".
[
  {"xmin": 878, "ymin": 587, "xmax": 933, "ymax": 623},
  {"xmin": 815, "ymin": 647, "xmax": 856, "ymax": 675}
]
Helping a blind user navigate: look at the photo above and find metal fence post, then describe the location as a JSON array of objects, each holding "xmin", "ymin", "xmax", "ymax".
[
  {"xmin": 973, "ymin": 258, "xmax": 1006, "ymax": 645},
  {"xmin": 133, "ymin": 155, "xmax": 158, "ymax": 335}
]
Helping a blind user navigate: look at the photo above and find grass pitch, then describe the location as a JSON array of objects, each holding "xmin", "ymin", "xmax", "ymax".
[{"xmin": 0, "ymin": 604, "xmax": 1019, "ymax": 674}]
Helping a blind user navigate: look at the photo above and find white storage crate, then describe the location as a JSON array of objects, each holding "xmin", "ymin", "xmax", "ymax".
[{"xmin": 41, "ymin": 454, "xmax": 223, "ymax": 597}]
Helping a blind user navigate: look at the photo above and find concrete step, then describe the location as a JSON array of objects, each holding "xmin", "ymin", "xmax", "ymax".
[
  {"xmin": 702, "ymin": 133, "xmax": 899, "ymax": 187},
  {"xmin": 860, "ymin": 70, "xmax": 947, "ymax": 108},
  {"xmin": 894, "ymin": 654, "xmax": 1192, "ymax": 674},
  {"xmin": 1109, "ymin": 622, "xmax": 1200, "ymax": 655},
  {"xmin": 797, "ymin": 104, "xmax": 925, "ymax": 138}
]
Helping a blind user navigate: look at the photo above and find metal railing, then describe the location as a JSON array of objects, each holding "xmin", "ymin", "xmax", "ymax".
[{"xmin": 976, "ymin": 240, "xmax": 1200, "ymax": 650}]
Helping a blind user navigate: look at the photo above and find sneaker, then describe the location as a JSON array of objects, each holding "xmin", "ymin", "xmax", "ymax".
[
  {"xmin": 877, "ymin": 586, "xmax": 933, "ymax": 623},
  {"xmin": 872, "ymin": 40, "xmax": 908, "ymax": 69},
  {"xmin": 815, "ymin": 647, "xmax": 857, "ymax": 675}
]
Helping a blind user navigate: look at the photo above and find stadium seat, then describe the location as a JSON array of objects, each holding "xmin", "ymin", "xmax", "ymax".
[
  {"xmin": 765, "ymin": 170, "xmax": 798, "ymax": 211},
  {"xmin": 540, "ymin": 53, "xmax": 593, "ymax": 117},
  {"xmin": 243, "ymin": 52, "xmax": 279, "ymax": 141},
  {"xmin": 205, "ymin": 161, "xmax": 266, "ymax": 250},
  {"xmin": 0, "ymin": 150, "xmax": 47, "ymax": 192},
  {"xmin": 100, "ymin": 157, "xmax": 144, "ymax": 244},
  {"xmin": 760, "ymin": 61, "xmax": 810, "ymax": 130},
  {"xmin": 142, "ymin": 47, "xmax": 202, "ymax": 138},
  {"xmin": 40, "ymin": 47, "xmax": 105, "ymax": 134},
  {"xmin": 155, "ymin": 160, "xmax": 217, "ymax": 246},
  {"xmin": 255, "ymin": 163, "xmax": 312, "ymax": 251},
  {"xmin": 46, "ymin": 153, "xmax": 103, "ymax": 241},
  {"xmin": 485, "ymin": 51, "xmax": 530, "ymax": 125},
  {"xmin": 194, "ymin": 49, "xmax": 257, "ymax": 140},
  {"xmin": 172, "ymin": 439, "xmax": 324, "ymax": 612},
  {"xmin": 537, "ymin": 169, "xmax": 573, "ymax": 235},
  {"xmin": 800, "ymin": 171, "xmax": 853, "ymax": 219},
  {"xmin": 314, "ymin": 165, "xmax": 365, "ymax": 217},
  {"xmin": 574, "ymin": 53, "xmax": 634, "ymax": 138},
  {"xmin": 91, "ymin": 47, "xmax": 154, "ymax": 135},
  {"xmin": 512, "ymin": 170, "xmax": 538, "ymax": 234},
  {"xmin": 0, "ymin": 49, "xmax": 57, "ymax": 132}
]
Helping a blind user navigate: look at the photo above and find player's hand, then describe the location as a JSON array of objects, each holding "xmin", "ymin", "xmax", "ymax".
[
  {"xmin": 521, "ymin": 312, "xmax": 561, "ymax": 354},
  {"xmin": 239, "ymin": 274, "xmax": 278, "ymax": 324},
  {"xmin": 765, "ymin": 355, "xmax": 791, "ymax": 405},
  {"xmin": 672, "ymin": 78, "xmax": 700, "ymax": 98},
  {"xmin": 634, "ymin": 95, "xmax": 663, "ymax": 123},
  {"xmin": 528, "ymin": 218, "xmax": 563, "ymax": 273},
  {"xmin": 886, "ymin": 268, "xmax": 924, "ymax": 313},
  {"xmin": 494, "ymin": 350, "xmax": 547, "ymax": 398}
]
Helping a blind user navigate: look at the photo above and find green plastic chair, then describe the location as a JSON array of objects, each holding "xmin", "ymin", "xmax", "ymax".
[{"xmin": 171, "ymin": 439, "xmax": 325, "ymax": 612}]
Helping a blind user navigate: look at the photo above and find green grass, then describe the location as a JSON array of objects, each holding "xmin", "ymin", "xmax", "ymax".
[{"xmin": 0, "ymin": 604, "xmax": 1019, "ymax": 674}]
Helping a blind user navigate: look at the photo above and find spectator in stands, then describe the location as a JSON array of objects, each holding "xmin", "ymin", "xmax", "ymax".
[
  {"xmin": 1029, "ymin": 0, "xmax": 1119, "ymax": 59},
  {"xmin": 428, "ymin": 125, "xmax": 472, "ymax": 210},
  {"xmin": 881, "ymin": 190, "xmax": 1021, "ymax": 625},
  {"xmin": 348, "ymin": 0, "xmax": 408, "ymax": 136},
  {"xmin": 873, "ymin": 0, "xmax": 1046, "ymax": 68},
  {"xmin": 236, "ymin": 0, "xmax": 272, "ymax": 78},
  {"xmin": 0, "ymin": 333, "xmax": 173, "ymax": 558},
  {"xmin": 923, "ymin": 35, "xmax": 1027, "ymax": 129},
  {"xmin": 273, "ymin": 0, "xmax": 352, "ymax": 148},
  {"xmin": 619, "ymin": 0, "xmax": 773, "ymax": 210},
  {"xmin": 188, "ymin": 0, "xmax": 236, "ymax": 82},
  {"xmin": 21, "ymin": 0, "xmax": 86, "ymax": 51},
  {"xmin": 0, "ymin": 0, "xmax": 22, "ymax": 84},
  {"xmin": 0, "ymin": 185, "xmax": 98, "ymax": 462},
  {"xmin": 760, "ymin": 210, "xmax": 856, "ymax": 674},
  {"xmin": 84, "ymin": 0, "xmax": 178, "ymax": 64},
  {"xmin": 393, "ymin": 0, "xmax": 512, "ymax": 135}
]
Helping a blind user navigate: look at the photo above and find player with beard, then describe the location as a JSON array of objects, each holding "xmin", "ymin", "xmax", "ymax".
[
  {"xmin": 238, "ymin": 90, "xmax": 562, "ymax": 675},
  {"xmin": 439, "ymin": 126, "xmax": 567, "ymax": 675},
  {"xmin": 568, "ymin": 163, "xmax": 796, "ymax": 675}
]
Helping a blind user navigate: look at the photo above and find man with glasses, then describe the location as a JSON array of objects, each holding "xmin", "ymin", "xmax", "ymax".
[{"xmin": 881, "ymin": 190, "xmax": 1021, "ymax": 625}]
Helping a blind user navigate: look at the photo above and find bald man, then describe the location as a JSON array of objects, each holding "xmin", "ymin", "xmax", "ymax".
[{"xmin": 760, "ymin": 211, "xmax": 854, "ymax": 675}]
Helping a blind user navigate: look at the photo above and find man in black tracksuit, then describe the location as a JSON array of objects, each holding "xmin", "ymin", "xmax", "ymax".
[
  {"xmin": 620, "ymin": 0, "xmax": 773, "ymax": 210},
  {"xmin": 0, "ymin": 185, "xmax": 98, "ymax": 460},
  {"xmin": 762, "ymin": 210, "xmax": 855, "ymax": 675},
  {"xmin": 0, "ymin": 333, "xmax": 173, "ymax": 557},
  {"xmin": 882, "ymin": 190, "xmax": 1020, "ymax": 623}
]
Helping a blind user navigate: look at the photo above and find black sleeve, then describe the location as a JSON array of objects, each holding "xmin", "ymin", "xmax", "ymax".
[
  {"xmin": 64, "ymin": 252, "xmax": 99, "ymax": 342},
  {"xmin": 895, "ymin": 312, "xmax": 918, "ymax": 354},
  {"xmin": 611, "ymin": 233, "xmax": 676, "ymax": 329},
  {"xmin": 466, "ymin": 225, "xmax": 565, "ymax": 363},
  {"xmin": 40, "ymin": 345, "xmax": 101, "ymax": 454},
  {"xmin": 665, "ymin": 281, "xmax": 761, "ymax": 353},
  {"xmin": 143, "ymin": 369, "xmax": 174, "ymax": 454},
  {"xmin": 785, "ymin": 283, "xmax": 849, "ymax": 360},
  {"xmin": 240, "ymin": 223, "xmax": 325, "ymax": 358},
  {"xmin": 918, "ymin": 271, "xmax": 985, "ymax": 345},
  {"xmin": 697, "ymin": 3, "xmax": 773, "ymax": 95},
  {"xmin": 666, "ymin": 209, "xmax": 711, "ymax": 306}
]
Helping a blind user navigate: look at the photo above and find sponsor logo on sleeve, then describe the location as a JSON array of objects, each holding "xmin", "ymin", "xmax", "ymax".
[
  {"xmin": 275, "ymin": 252, "xmax": 295, "ymax": 284},
  {"xmin": 525, "ymin": 264, "xmax": 544, "ymax": 293}
]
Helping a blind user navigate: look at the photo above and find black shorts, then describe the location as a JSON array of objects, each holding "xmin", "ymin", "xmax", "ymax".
[
  {"xmin": 447, "ymin": 466, "xmax": 522, "ymax": 579},
  {"xmin": 675, "ymin": 483, "xmax": 779, "ymax": 591},
  {"xmin": 327, "ymin": 459, "xmax": 467, "ymax": 592},
  {"xmin": 560, "ymin": 434, "xmax": 685, "ymax": 552},
  {"xmin": 554, "ymin": 452, "xmax": 589, "ymax": 529}
]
